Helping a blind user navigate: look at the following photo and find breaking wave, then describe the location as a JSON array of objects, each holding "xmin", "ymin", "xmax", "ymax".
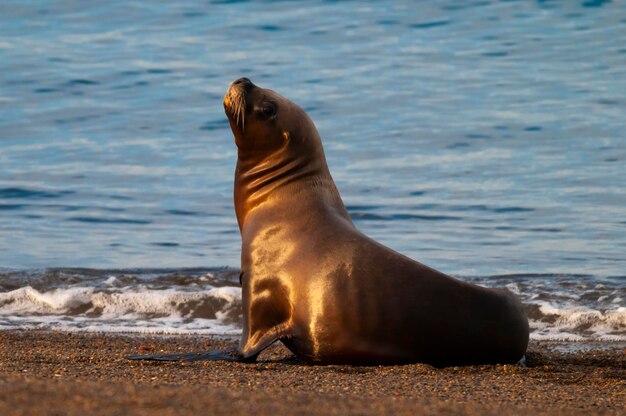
[{"xmin": 0, "ymin": 269, "xmax": 624, "ymax": 341}]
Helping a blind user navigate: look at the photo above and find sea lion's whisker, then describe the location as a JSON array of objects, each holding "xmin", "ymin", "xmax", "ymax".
[
  {"xmin": 235, "ymin": 92, "xmax": 245, "ymax": 131},
  {"xmin": 240, "ymin": 99, "xmax": 245, "ymax": 131}
]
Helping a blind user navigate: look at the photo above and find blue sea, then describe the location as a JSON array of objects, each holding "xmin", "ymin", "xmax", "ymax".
[{"xmin": 0, "ymin": 0, "xmax": 624, "ymax": 342}]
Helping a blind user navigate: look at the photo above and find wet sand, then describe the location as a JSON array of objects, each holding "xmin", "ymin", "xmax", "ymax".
[{"xmin": 0, "ymin": 330, "xmax": 623, "ymax": 415}]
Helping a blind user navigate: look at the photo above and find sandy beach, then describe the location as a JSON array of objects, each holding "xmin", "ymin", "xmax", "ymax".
[{"xmin": 0, "ymin": 331, "xmax": 623, "ymax": 415}]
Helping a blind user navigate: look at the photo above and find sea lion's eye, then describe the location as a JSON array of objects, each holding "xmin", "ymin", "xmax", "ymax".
[{"xmin": 261, "ymin": 102, "xmax": 276, "ymax": 118}]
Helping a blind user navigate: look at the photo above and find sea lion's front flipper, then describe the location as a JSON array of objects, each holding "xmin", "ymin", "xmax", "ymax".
[{"xmin": 127, "ymin": 349, "xmax": 258, "ymax": 362}]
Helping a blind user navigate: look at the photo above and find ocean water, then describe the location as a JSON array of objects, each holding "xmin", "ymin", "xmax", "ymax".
[{"xmin": 0, "ymin": 1, "xmax": 624, "ymax": 341}]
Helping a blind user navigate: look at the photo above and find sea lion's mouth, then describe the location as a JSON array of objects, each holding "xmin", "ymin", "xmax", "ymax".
[{"xmin": 224, "ymin": 78, "xmax": 253, "ymax": 130}]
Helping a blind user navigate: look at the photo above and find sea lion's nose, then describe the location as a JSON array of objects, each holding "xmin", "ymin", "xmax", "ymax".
[{"xmin": 233, "ymin": 77, "xmax": 253, "ymax": 88}]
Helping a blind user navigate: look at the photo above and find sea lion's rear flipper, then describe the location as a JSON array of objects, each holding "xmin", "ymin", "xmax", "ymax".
[{"xmin": 127, "ymin": 349, "xmax": 258, "ymax": 362}]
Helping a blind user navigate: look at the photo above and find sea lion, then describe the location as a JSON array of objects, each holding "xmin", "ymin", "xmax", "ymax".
[{"xmin": 129, "ymin": 77, "xmax": 529, "ymax": 366}]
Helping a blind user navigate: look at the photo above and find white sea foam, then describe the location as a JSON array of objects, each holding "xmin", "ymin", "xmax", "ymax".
[
  {"xmin": 0, "ymin": 286, "xmax": 95, "ymax": 314},
  {"xmin": 528, "ymin": 301, "xmax": 625, "ymax": 341},
  {"xmin": 104, "ymin": 276, "xmax": 118, "ymax": 286},
  {"xmin": 0, "ymin": 284, "xmax": 242, "ymax": 335}
]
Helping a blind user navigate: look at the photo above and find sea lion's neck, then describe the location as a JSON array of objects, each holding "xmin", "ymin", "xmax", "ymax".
[{"xmin": 234, "ymin": 149, "xmax": 351, "ymax": 231}]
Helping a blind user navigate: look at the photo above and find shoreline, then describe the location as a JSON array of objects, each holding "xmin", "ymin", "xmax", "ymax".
[{"xmin": 0, "ymin": 330, "xmax": 624, "ymax": 415}]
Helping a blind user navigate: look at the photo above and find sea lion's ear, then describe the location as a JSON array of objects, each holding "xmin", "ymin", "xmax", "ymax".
[{"xmin": 282, "ymin": 131, "xmax": 290, "ymax": 142}]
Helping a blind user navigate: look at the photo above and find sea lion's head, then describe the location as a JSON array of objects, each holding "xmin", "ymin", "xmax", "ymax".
[
  {"xmin": 223, "ymin": 78, "xmax": 321, "ymax": 161},
  {"xmin": 224, "ymin": 78, "xmax": 349, "ymax": 229}
]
